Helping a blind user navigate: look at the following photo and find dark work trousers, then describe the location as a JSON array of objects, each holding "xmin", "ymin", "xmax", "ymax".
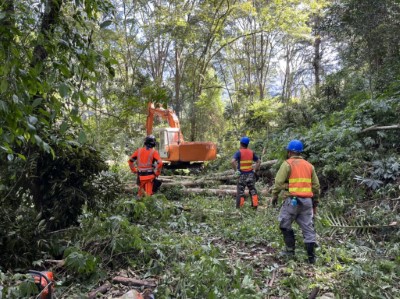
[
  {"xmin": 236, "ymin": 171, "xmax": 258, "ymax": 208},
  {"xmin": 278, "ymin": 197, "xmax": 316, "ymax": 243}
]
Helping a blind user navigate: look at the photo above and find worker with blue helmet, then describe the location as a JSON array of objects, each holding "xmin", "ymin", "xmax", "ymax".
[
  {"xmin": 271, "ymin": 139, "xmax": 320, "ymax": 264},
  {"xmin": 231, "ymin": 136, "xmax": 261, "ymax": 209}
]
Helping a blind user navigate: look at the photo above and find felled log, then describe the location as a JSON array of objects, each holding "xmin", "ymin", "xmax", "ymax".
[
  {"xmin": 259, "ymin": 159, "xmax": 278, "ymax": 170},
  {"xmin": 218, "ymin": 185, "xmax": 237, "ymax": 189},
  {"xmin": 160, "ymin": 175, "xmax": 195, "ymax": 180},
  {"xmin": 203, "ymin": 159, "xmax": 278, "ymax": 182},
  {"xmin": 182, "ymin": 188, "xmax": 270, "ymax": 197},
  {"xmin": 161, "ymin": 180, "xmax": 200, "ymax": 187},
  {"xmin": 112, "ymin": 276, "xmax": 157, "ymax": 288},
  {"xmin": 88, "ymin": 282, "xmax": 112, "ymax": 299}
]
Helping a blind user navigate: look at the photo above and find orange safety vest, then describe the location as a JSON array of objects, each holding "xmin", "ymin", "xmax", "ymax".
[
  {"xmin": 239, "ymin": 149, "xmax": 254, "ymax": 172},
  {"xmin": 287, "ymin": 158, "xmax": 314, "ymax": 197},
  {"xmin": 137, "ymin": 148, "xmax": 155, "ymax": 172}
]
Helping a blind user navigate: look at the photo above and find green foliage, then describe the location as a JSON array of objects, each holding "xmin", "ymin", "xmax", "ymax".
[
  {"xmin": 0, "ymin": 141, "xmax": 124, "ymax": 268},
  {"xmin": 64, "ymin": 247, "xmax": 98, "ymax": 276},
  {"xmin": 0, "ymin": 272, "xmax": 39, "ymax": 299},
  {"xmin": 0, "ymin": 0, "xmax": 114, "ymax": 155},
  {"xmin": 0, "ymin": 204, "xmax": 47, "ymax": 268},
  {"xmin": 325, "ymin": 0, "xmax": 400, "ymax": 92}
]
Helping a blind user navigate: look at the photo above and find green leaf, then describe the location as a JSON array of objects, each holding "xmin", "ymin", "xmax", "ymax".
[
  {"xmin": 27, "ymin": 123, "xmax": 36, "ymax": 131},
  {"xmin": 0, "ymin": 100, "xmax": 8, "ymax": 112},
  {"xmin": 17, "ymin": 153, "xmax": 26, "ymax": 161},
  {"xmin": 32, "ymin": 98, "xmax": 42, "ymax": 107},
  {"xmin": 43, "ymin": 142, "xmax": 51, "ymax": 153},
  {"xmin": 100, "ymin": 20, "xmax": 113, "ymax": 28},
  {"xmin": 34, "ymin": 134, "xmax": 42, "ymax": 145},
  {"xmin": 78, "ymin": 130, "xmax": 87, "ymax": 144},
  {"xmin": 28, "ymin": 116, "xmax": 38, "ymax": 125},
  {"xmin": 0, "ymin": 79, "xmax": 8, "ymax": 93},
  {"xmin": 12, "ymin": 94, "xmax": 19, "ymax": 103},
  {"xmin": 60, "ymin": 121, "xmax": 68, "ymax": 134},
  {"xmin": 103, "ymin": 48, "xmax": 111, "ymax": 58},
  {"xmin": 59, "ymin": 83, "xmax": 70, "ymax": 98}
]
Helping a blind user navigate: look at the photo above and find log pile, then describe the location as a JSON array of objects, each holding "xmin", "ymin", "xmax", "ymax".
[{"xmin": 124, "ymin": 159, "xmax": 277, "ymax": 198}]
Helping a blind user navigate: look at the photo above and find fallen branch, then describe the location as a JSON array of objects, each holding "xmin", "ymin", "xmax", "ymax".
[
  {"xmin": 112, "ymin": 276, "xmax": 156, "ymax": 288},
  {"xmin": 88, "ymin": 282, "xmax": 112, "ymax": 299},
  {"xmin": 361, "ymin": 124, "xmax": 400, "ymax": 133},
  {"xmin": 268, "ymin": 269, "xmax": 276, "ymax": 287},
  {"xmin": 44, "ymin": 259, "xmax": 65, "ymax": 267}
]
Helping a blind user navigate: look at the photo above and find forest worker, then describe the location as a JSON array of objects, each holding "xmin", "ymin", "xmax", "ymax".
[
  {"xmin": 231, "ymin": 136, "xmax": 261, "ymax": 209},
  {"xmin": 271, "ymin": 139, "xmax": 320, "ymax": 264},
  {"xmin": 128, "ymin": 135, "xmax": 163, "ymax": 197}
]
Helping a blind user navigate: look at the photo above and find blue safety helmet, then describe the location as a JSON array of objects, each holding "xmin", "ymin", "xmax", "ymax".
[
  {"xmin": 286, "ymin": 139, "xmax": 303, "ymax": 153},
  {"xmin": 240, "ymin": 136, "xmax": 250, "ymax": 145}
]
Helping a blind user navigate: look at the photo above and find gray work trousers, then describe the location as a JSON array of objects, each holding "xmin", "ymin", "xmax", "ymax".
[{"xmin": 278, "ymin": 197, "xmax": 316, "ymax": 243}]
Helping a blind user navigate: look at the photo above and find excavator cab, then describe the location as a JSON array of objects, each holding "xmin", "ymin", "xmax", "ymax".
[{"xmin": 154, "ymin": 128, "xmax": 181, "ymax": 159}]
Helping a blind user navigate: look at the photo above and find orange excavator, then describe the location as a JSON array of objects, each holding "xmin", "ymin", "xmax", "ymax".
[{"xmin": 146, "ymin": 102, "xmax": 217, "ymax": 169}]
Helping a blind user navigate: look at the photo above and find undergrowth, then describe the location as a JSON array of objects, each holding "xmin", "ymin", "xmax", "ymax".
[{"xmin": 1, "ymin": 188, "xmax": 399, "ymax": 298}]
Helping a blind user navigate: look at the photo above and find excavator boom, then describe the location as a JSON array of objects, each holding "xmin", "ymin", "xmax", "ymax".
[
  {"xmin": 145, "ymin": 102, "xmax": 217, "ymax": 168},
  {"xmin": 146, "ymin": 103, "xmax": 184, "ymax": 143}
]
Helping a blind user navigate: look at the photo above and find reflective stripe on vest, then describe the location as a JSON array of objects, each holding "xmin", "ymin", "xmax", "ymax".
[
  {"xmin": 239, "ymin": 149, "xmax": 254, "ymax": 172},
  {"xmin": 287, "ymin": 158, "xmax": 313, "ymax": 197},
  {"xmin": 137, "ymin": 148, "xmax": 155, "ymax": 172}
]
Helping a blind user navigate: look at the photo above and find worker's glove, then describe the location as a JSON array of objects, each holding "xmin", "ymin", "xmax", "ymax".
[
  {"xmin": 234, "ymin": 170, "xmax": 241, "ymax": 177},
  {"xmin": 272, "ymin": 196, "xmax": 278, "ymax": 207}
]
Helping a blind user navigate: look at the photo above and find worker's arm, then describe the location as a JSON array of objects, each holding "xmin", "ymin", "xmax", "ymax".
[
  {"xmin": 253, "ymin": 154, "xmax": 261, "ymax": 172},
  {"xmin": 311, "ymin": 166, "xmax": 320, "ymax": 200},
  {"xmin": 153, "ymin": 151, "xmax": 163, "ymax": 176},
  {"xmin": 271, "ymin": 161, "xmax": 290, "ymax": 198},
  {"xmin": 128, "ymin": 150, "xmax": 139, "ymax": 173},
  {"xmin": 231, "ymin": 158, "xmax": 238, "ymax": 171},
  {"xmin": 231, "ymin": 151, "xmax": 240, "ymax": 171}
]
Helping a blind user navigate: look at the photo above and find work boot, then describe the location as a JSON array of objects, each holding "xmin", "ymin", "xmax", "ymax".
[
  {"xmin": 236, "ymin": 196, "xmax": 245, "ymax": 208},
  {"xmin": 279, "ymin": 228, "xmax": 296, "ymax": 258},
  {"xmin": 251, "ymin": 194, "xmax": 259, "ymax": 209},
  {"xmin": 279, "ymin": 246, "xmax": 295, "ymax": 258},
  {"xmin": 305, "ymin": 242, "xmax": 316, "ymax": 264}
]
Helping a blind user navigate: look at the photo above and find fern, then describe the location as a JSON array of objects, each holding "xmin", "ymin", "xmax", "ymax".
[{"xmin": 323, "ymin": 212, "xmax": 399, "ymax": 236}]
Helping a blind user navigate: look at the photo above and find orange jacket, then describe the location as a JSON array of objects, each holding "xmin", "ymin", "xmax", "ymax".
[
  {"xmin": 128, "ymin": 147, "xmax": 163, "ymax": 174},
  {"xmin": 239, "ymin": 149, "xmax": 254, "ymax": 172},
  {"xmin": 287, "ymin": 158, "xmax": 313, "ymax": 197}
]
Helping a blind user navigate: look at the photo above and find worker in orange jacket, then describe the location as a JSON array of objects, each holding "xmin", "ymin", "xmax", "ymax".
[
  {"xmin": 231, "ymin": 136, "xmax": 261, "ymax": 209},
  {"xmin": 128, "ymin": 135, "xmax": 163, "ymax": 197}
]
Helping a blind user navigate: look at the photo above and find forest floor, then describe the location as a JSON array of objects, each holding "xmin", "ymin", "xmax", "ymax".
[{"xmin": 69, "ymin": 179, "xmax": 399, "ymax": 299}]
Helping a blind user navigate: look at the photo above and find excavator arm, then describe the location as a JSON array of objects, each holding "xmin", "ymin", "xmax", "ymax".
[{"xmin": 146, "ymin": 102, "xmax": 184, "ymax": 143}]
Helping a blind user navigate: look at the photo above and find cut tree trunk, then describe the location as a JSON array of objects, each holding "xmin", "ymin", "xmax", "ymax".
[{"xmin": 112, "ymin": 276, "xmax": 157, "ymax": 288}]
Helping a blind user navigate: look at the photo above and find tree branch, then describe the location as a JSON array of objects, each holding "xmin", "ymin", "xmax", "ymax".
[{"xmin": 361, "ymin": 124, "xmax": 400, "ymax": 133}]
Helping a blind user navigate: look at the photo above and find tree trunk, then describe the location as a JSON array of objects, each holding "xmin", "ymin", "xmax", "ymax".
[{"xmin": 32, "ymin": 0, "xmax": 64, "ymax": 66}]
